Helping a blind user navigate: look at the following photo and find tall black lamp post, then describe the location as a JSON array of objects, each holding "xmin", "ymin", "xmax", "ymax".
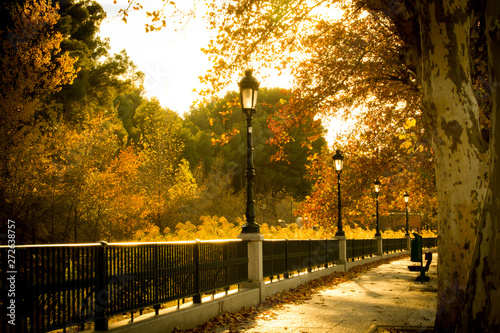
[
  {"xmin": 404, "ymin": 191, "xmax": 410, "ymax": 236},
  {"xmin": 239, "ymin": 70, "xmax": 260, "ymax": 234},
  {"xmin": 333, "ymin": 149, "xmax": 345, "ymax": 237},
  {"xmin": 374, "ymin": 179, "xmax": 381, "ymax": 237}
]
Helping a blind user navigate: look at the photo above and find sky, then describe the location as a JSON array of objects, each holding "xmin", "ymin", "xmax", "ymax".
[
  {"xmin": 97, "ymin": 0, "xmax": 295, "ymax": 116},
  {"xmin": 97, "ymin": 0, "xmax": 215, "ymax": 115},
  {"xmin": 96, "ymin": 0, "xmax": 350, "ymax": 142}
]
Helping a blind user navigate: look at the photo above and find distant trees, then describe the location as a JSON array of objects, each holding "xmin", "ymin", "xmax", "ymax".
[
  {"xmin": 298, "ymin": 124, "xmax": 436, "ymax": 233},
  {"xmin": 183, "ymin": 88, "xmax": 326, "ymax": 198},
  {"xmin": 0, "ymin": 0, "xmax": 329, "ymax": 243},
  {"xmin": 0, "ymin": 0, "xmax": 146, "ymax": 242},
  {"xmin": 0, "ymin": 0, "xmax": 436, "ymax": 248}
]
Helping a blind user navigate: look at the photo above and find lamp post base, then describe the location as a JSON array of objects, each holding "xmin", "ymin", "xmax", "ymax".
[{"xmin": 240, "ymin": 222, "xmax": 261, "ymax": 234}]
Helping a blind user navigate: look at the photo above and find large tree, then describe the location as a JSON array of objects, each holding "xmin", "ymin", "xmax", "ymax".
[
  {"xmin": 52, "ymin": 0, "xmax": 142, "ymax": 123},
  {"xmin": 459, "ymin": 1, "xmax": 500, "ymax": 330},
  {"xmin": 0, "ymin": 0, "xmax": 77, "ymax": 240},
  {"xmin": 197, "ymin": 0, "xmax": 497, "ymax": 330}
]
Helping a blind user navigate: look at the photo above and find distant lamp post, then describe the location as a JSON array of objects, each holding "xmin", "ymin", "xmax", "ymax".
[
  {"xmin": 332, "ymin": 149, "xmax": 345, "ymax": 237},
  {"xmin": 404, "ymin": 191, "xmax": 410, "ymax": 236},
  {"xmin": 239, "ymin": 70, "xmax": 260, "ymax": 234},
  {"xmin": 374, "ymin": 179, "xmax": 381, "ymax": 237}
]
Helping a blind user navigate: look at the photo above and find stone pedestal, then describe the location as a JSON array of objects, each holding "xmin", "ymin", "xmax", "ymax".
[
  {"xmin": 335, "ymin": 235, "xmax": 347, "ymax": 267},
  {"xmin": 238, "ymin": 232, "xmax": 265, "ymax": 301},
  {"xmin": 375, "ymin": 235, "xmax": 383, "ymax": 257}
]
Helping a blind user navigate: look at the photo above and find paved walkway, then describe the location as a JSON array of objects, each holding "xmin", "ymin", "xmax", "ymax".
[{"xmin": 219, "ymin": 254, "xmax": 437, "ymax": 333}]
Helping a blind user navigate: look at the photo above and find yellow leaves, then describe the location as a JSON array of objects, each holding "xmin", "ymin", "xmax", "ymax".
[
  {"xmin": 1, "ymin": 0, "xmax": 77, "ymax": 130},
  {"xmin": 404, "ymin": 118, "xmax": 417, "ymax": 129},
  {"xmin": 400, "ymin": 140, "xmax": 412, "ymax": 150},
  {"xmin": 156, "ymin": 216, "xmax": 241, "ymax": 241},
  {"xmin": 307, "ymin": 152, "xmax": 320, "ymax": 162},
  {"xmin": 134, "ymin": 214, "xmax": 436, "ymax": 243},
  {"xmin": 399, "ymin": 118, "xmax": 425, "ymax": 153},
  {"xmin": 130, "ymin": 215, "xmax": 414, "ymax": 242},
  {"xmin": 259, "ymin": 222, "xmax": 330, "ymax": 240},
  {"xmin": 210, "ymin": 127, "xmax": 240, "ymax": 146}
]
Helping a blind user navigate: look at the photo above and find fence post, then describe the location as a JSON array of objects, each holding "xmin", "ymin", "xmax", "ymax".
[
  {"xmin": 324, "ymin": 239, "xmax": 329, "ymax": 269},
  {"xmin": 336, "ymin": 235, "xmax": 347, "ymax": 271},
  {"xmin": 238, "ymin": 233, "xmax": 265, "ymax": 301},
  {"xmin": 284, "ymin": 239, "xmax": 289, "ymax": 278},
  {"xmin": 375, "ymin": 235, "xmax": 383, "ymax": 257},
  {"xmin": 308, "ymin": 239, "xmax": 312, "ymax": 273},
  {"xmin": 193, "ymin": 240, "xmax": 202, "ymax": 303},
  {"xmin": 95, "ymin": 241, "xmax": 108, "ymax": 331},
  {"xmin": 154, "ymin": 244, "xmax": 160, "ymax": 315}
]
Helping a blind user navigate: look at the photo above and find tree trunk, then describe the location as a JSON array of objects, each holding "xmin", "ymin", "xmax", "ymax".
[
  {"xmin": 459, "ymin": 1, "xmax": 500, "ymax": 330},
  {"xmin": 417, "ymin": 1, "xmax": 488, "ymax": 331}
]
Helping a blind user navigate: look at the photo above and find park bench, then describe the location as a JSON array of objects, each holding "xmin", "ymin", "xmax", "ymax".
[{"xmin": 408, "ymin": 233, "xmax": 432, "ymax": 283}]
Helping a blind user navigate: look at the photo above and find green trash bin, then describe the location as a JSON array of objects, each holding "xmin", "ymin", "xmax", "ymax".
[
  {"xmin": 411, "ymin": 233, "xmax": 422, "ymax": 262},
  {"xmin": 409, "ymin": 233, "xmax": 429, "ymax": 283}
]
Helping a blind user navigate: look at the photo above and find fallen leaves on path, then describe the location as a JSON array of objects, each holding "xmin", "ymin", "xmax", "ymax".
[{"xmin": 173, "ymin": 254, "xmax": 409, "ymax": 333}]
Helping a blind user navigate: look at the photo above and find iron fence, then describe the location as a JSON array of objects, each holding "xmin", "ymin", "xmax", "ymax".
[
  {"xmin": 263, "ymin": 239, "xmax": 340, "ymax": 279},
  {"xmin": 422, "ymin": 237, "xmax": 438, "ymax": 248},
  {"xmin": 1, "ymin": 236, "xmax": 438, "ymax": 332},
  {"xmin": 0, "ymin": 240, "xmax": 248, "ymax": 333},
  {"xmin": 382, "ymin": 238, "xmax": 407, "ymax": 253},
  {"xmin": 346, "ymin": 239, "xmax": 378, "ymax": 261}
]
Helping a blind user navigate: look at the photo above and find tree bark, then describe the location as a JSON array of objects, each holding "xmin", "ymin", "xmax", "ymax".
[
  {"xmin": 361, "ymin": 0, "xmax": 497, "ymax": 329},
  {"xmin": 459, "ymin": 0, "xmax": 500, "ymax": 330},
  {"xmin": 417, "ymin": 1, "xmax": 488, "ymax": 331}
]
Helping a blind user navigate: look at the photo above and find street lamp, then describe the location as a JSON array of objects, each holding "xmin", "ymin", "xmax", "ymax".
[
  {"xmin": 332, "ymin": 149, "xmax": 345, "ymax": 237},
  {"xmin": 374, "ymin": 179, "xmax": 381, "ymax": 237},
  {"xmin": 239, "ymin": 70, "xmax": 260, "ymax": 234},
  {"xmin": 404, "ymin": 191, "xmax": 410, "ymax": 236}
]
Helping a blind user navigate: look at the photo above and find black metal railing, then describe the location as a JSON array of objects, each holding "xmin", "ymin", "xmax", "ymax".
[
  {"xmin": 0, "ymin": 240, "xmax": 248, "ymax": 333},
  {"xmin": 1, "ymin": 236, "xmax": 437, "ymax": 332},
  {"xmin": 0, "ymin": 243, "xmax": 101, "ymax": 333},
  {"xmin": 422, "ymin": 237, "xmax": 438, "ymax": 248},
  {"xmin": 382, "ymin": 238, "xmax": 407, "ymax": 253},
  {"xmin": 263, "ymin": 239, "xmax": 340, "ymax": 279},
  {"xmin": 346, "ymin": 239, "xmax": 378, "ymax": 261}
]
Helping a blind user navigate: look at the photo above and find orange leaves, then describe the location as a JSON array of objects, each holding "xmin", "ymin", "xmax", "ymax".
[
  {"xmin": 114, "ymin": 0, "xmax": 187, "ymax": 32},
  {"xmin": 144, "ymin": 9, "xmax": 167, "ymax": 33},
  {"xmin": 297, "ymin": 124, "xmax": 436, "ymax": 233},
  {"xmin": 201, "ymin": 0, "xmax": 423, "ymax": 171}
]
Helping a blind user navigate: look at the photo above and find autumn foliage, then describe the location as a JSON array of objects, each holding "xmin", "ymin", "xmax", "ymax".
[
  {"xmin": 132, "ymin": 215, "xmax": 435, "ymax": 242},
  {"xmin": 1, "ymin": 0, "xmax": 436, "ymax": 246}
]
